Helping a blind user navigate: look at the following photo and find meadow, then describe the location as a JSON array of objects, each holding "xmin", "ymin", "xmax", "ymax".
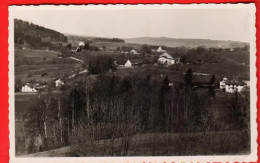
[{"xmin": 15, "ymin": 48, "xmax": 81, "ymax": 83}]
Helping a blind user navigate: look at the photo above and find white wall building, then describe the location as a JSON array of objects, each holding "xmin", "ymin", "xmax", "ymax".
[
  {"xmin": 124, "ymin": 59, "xmax": 132, "ymax": 67},
  {"xmin": 157, "ymin": 47, "xmax": 166, "ymax": 53},
  {"xmin": 55, "ymin": 79, "xmax": 64, "ymax": 87},
  {"xmin": 220, "ymin": 77, "xmax": 228, "ymax": 90},
  {"xmin": 158, "ymin": 53, "xmax": 175, "ymax": 65},
  {"xmin": 130, "ymin": 49, "xmax": 139, "ymax": 55},
  {"xmin": 220, "ymin": 78, "xmax": 246, "ymax": 93},
  {"xmin": 21, "ymin": 83, "xmax": 37, "ymax": 93},
  {"xmin": 78, "ymin": 41, "xmax": 85, "ymax": 48}
]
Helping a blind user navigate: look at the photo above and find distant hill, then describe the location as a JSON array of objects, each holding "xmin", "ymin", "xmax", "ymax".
[
  {"xmin": 15, "ymin": 19, "xmax": 68, "ymax": 50},
  {"xmin": 125, "ymin": 37, "xmax": 249, "ymax": 48}
]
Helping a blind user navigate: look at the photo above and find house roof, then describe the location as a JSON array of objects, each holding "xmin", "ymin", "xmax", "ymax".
[
  {"xmin": 130, "ymin": 49, "xmax": 138, "ymax": 54},
  {"xmin": 192, "ymin": 75, "xmax": 212, "ymax": 84},
  {"xmin": 124, "ymin": 60, "xmax": 132, "ymax": 67},
  {"xmin": 160, "ymin": 53, "xmax": 173, "ymax": 59},
  {"xmin": 226, "ymin": 80, "xmax": 246, "ymax": 86}
]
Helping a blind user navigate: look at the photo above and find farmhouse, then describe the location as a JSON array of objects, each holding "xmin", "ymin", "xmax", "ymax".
[
  {"xmin": 157, "ymin": 47, "xmax": 166, "ymax": 53},
  {"xmin": 124, "ymin": 59, "xmax": 132, "ymax": 67},
  {"xmin": 21, "ymin": 83, "xmax": 37, "ymax": 93},
  {"xmin": 158, "ymin": 53, "xmax": 176, "ymax": 65},
  {"xmin": 219, "ymin": 77, "xmax": 246, "ymax": 93},
  {"xmin": 130, "ymin": 49, "xmax": 139, "ymax": 55},
  {"xmin": 55, "ymin": 79, "xmax": 64, "ymax": 87},
  {"xmin": 78, "ymin": 41, "xmax": 85, "ymax": 48}
]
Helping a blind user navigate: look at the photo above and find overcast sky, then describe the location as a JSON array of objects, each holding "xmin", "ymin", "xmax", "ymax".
[{"xmin": 13, "ymin": 7, "xmax": 251, "ymax": 42}]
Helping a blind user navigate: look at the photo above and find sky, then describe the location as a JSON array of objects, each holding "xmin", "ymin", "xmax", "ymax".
[{"xmin": 13, "ymin": 7, "xmax": 251, "ymax": 42}]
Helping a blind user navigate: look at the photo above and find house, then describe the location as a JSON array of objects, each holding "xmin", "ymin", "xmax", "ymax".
[
  {"xmin": 55, "ymin": 79, "xmax": 64, "ymax": 87},
  {"xmin": 157, "ymin": 47, "xmax": 166, "ymax": 53},
  {"xmin": 130, "ymin": 49, "xmax": 139, "ymax": 55},
  {"xmin": 21, "ymin": 83, "xmax": 37, "ymax": 93},
  {"xmin": 220, "ymin": 77, "xmax": 246, "ymax": 93},
  {"xmin": 78, "ymin": 41, "xmax": 85, "ymax": 48},
  {"xmin": 158, "ymin": 53, "xmax": 175, "ymax": 65},
  {"xmin": 220, "ymin": 77, "xmax": 228, "ymax": 89},
  {"xmin": 225, "ymin": 80, "xmax": 246, "ymax": 93},
  {"xmin": 124, "ymin": 59, "xmax": 132, "ymax": 67}
]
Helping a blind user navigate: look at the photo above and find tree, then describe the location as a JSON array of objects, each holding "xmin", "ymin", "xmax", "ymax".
[
  {"xmin": 180, "ymin": 55, "xmax": 188, "ymax": 64},
  {"xmin": 84, "ymin": 43, "xmax": 90, "ymax": 50},
  {"xmin": 60, "ymin": 46, "xmax": 71, "ymax": 57},
  {"xmin": 141, "ymin": 44, "xmax": 151, "ymax": 55},
  {"xmin": 88, "ymin": 55, "xmax": 116, "ymax": 75},
  {"xmin": 66, "ymin": 43, "xmax": 72, "ymax": 50},
  {"xmin": 15, "ymin": 79, "xmax": 22, "ymax": 92},
  {"xmin": 196, "ymin": 46, "xmax": 207, "ymax": 53},
  {"xmin": 185, "ymin": 68, "xmax": 192, "ymax": 86},
  {"xmin": 116, "ymin": 47, "xmax": 121, "ymax": 51},
  {"xmin": 156, "ymin": 76, "xmax": 170, "ymax": 131},
  {"xmin": 210, "ymin": 74, "xmax": 215, "ymax": 85}
]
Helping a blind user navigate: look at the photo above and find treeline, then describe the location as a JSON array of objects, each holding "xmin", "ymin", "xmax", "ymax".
[
  {"xmin": 17, "ymin": 68, "xmax": 250, "ymax": 155},
  {"xmin": 139, "ymin": 44, "xmax": 249, "ymax": 64},
  {"xmin": 93, "ymin": 37, "xmax": 125, "ymax": 43},
  {"xmin": 87, "ymin": 55, "xmax": 116, "ymax": 74},
  {"xmin": 14, "ymin": 19, "xmax": 67, "ymax": 50}
]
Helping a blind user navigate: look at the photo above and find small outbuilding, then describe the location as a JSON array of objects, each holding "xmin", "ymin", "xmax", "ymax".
[
  {"xmin": 130, "ymin": 49, "xmax": 139, "ymax": 55},
  {"xmin": 124, "ymin": 59, "xmax": 132, "ymax": 67}
]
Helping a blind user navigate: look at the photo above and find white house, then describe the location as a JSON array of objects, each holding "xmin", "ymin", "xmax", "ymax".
[
  {"xmin": 158, "ymin": 53, "xmax": 175, "ymax": 65},
  {"xmin": 124, "ymin": 59, "xmax": 132, "ymax": 67},
  {"xmin": 220, "ymin": 77, "xmax": 228, "ymax": 90},
  {"xmin": 55, "ymin": 79, "xmax": 64, "ymax": 87},
  {"xmin": 130, "ymin": 49, "xmax": 139, "ymax": 55},
  {"xmin": 220, "ymin": 78, "xmax": 246, "ymax": 93},
  {"xmin": 157, "ymin": 47, "xmax": 166, "ymax": 53},
  {"xmin": 21, "ymin": 83, "xmax": 37, "ymax": 93},
  {"xmin": 78, "ymin": 41, "xmax": 85, "ymax": 48}
]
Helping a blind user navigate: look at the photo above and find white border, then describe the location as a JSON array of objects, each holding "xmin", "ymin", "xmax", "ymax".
[{"xmin": 9, "ymin": 4, "xmax": 257, "ymax": 163}]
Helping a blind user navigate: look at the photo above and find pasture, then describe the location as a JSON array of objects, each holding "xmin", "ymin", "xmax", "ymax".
[
  {"xmin": 15, "ymin": 48, "xmax": 82, "ymax": 83},
  {"xmin": 15, "ymin": 93, "xmax": 38, "ymax": 113},
  {"xmin": 90, "ymin": 41, "xmax": 141, "ymax": 51},
  {"xmin": 17, "ymin": 130, "xmax": 250, "ymax": 157}
]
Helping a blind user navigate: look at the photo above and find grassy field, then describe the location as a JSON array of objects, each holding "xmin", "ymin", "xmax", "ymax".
[
  {"xmin": 15, "ymin": 49, "xmax": 58, "ymax": 65},
  {"xmin": 90, "ymin": 41, "xmax": 142, "ymax": 51},
  {"xmin": 179, "ymin": 63, "xmax": 249, "ymax": 80},
  {"xmin": 20, "ymin": 130, "xmax": 250, "ymax": 157},
  {"xmin": 70, "ymin": 130, "xmax": 250, "ymax": 156},
  {"xmin": 15, "ymin": 48, "xmax": 82, "ymax": 83},
  {"xmin": 15, "ymin": 93, "xmax": 39, "ymax": 113}
]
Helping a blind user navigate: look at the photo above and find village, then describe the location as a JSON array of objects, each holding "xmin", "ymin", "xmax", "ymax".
[{"xmin": 17, "ymin": 41, "xmax": 250, "ymax": 95}]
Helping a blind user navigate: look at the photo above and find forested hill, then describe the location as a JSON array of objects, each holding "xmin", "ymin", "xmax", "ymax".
[
  {"xmin": 125, "ymin": 37, "xmax": 249, "ymax": 49},
  {"xmin": 14, "ymin": 19, "xmax": 67, "ymax": 50}
]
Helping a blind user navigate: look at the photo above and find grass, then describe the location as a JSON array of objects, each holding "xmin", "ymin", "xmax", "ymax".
[
  {"xmin": 21, "ymin": 130, "xmax": 249, "ymax": 157},
  {"xmin": 90, "ymin": 42, "xmax": 142, "ymax": 51},
  {"xmin": 15, "ymin": 93, "xmax": 38, "ymax": 113},
  {"xmin": 15, "ymin": 64, "xmax": 78, "ymax": 83},
  {"xmin": 15, "ymin": 48, "xmax": 82, "ymax": 83},
  {"xmin": 180, "ymin": 62, "xmax": 249, "ymax": 80}
]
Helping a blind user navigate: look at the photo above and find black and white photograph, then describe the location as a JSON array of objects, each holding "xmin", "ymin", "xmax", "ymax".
[{"xmin": 9, "ymin": 4, "xmax": 257, "ymax": 162}]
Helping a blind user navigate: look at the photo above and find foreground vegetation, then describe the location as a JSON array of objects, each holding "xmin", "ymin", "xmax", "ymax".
[{"xmin": 15, "ymin": 67, "xmax": 250, "ymax": 156}]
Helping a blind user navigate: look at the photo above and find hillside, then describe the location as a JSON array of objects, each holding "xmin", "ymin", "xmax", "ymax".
[
  {"xmin": 15, "ymin": 19, "xmax": 68, "ymax": 50},
  {"xmin": 125, "ymin": 37, "xmax": 249, "ymax": 48}
]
